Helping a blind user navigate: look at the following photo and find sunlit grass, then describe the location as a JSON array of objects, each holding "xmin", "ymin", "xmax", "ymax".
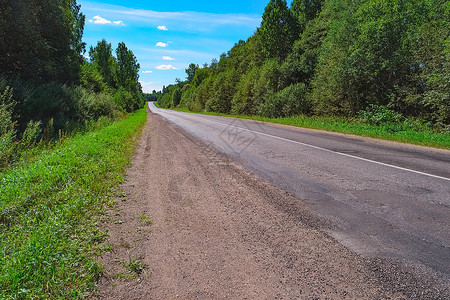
[{"xmin": 0, "ymin": 109, "xmax": 147, "ymax": 299}]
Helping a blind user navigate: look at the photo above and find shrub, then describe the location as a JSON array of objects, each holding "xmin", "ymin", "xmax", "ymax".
[
  {"xmin": 259, "ymin": 83, "xmax": 311, "ymax": 118},
  {"xmin": 231, "ymin": 67, "xmax": 259, "ymax": 115},
  {"xmin": 75, "ymin": 87, "xmax": 116, "ymax": 120},
  {"xmin": 179, "ymin": 86, "xmax": 196, "ymax": 108},
  {"xmin": 172, "ymin": 88, "xmax": 182, "ymax": 107},
  {"xmin": 357, "ymin": 105, "xmax": 405, "ymax": 126},
  {"xmin": 113, "ymin": 88, "xmax": 135, "ymax": 112},
  {"xmin": 205, "ymin": 69, "xmax": 237, "ymax": 114}
]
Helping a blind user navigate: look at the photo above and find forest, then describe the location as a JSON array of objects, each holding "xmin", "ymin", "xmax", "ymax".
[
  {"xmin": 157, "ymin": 0, "xmax": 449, "ymax": 130},
  {"xmin": 0, "ymin": 0, "xmax": 144, "ymax": 169}
]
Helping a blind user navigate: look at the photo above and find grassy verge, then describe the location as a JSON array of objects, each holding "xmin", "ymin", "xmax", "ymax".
[
  {"xmin": 0, "ymin": 109, "xmax": 147, "ymax": 299},
  {"xmin": 170, "ymin": 107, "xmax": 450, "ymax": 150}
]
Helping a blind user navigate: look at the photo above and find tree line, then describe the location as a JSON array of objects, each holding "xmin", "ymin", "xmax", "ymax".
[
  {"xmin": 0, "ymin": 0, "xmax": 144, "ymax": 168},
  {"xmin": 157, "ymin": 0, "xmax": 449, "ymax": 128}
]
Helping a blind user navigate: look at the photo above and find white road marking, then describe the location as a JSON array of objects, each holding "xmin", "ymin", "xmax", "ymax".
[{"xmin": 150, "ymin": 103, "xmax": 450, "ymax": 182}]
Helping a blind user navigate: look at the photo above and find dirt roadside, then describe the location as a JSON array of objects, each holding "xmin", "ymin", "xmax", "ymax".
[{"xmin": 96, "ymin": 111, "xmax": 449, "ymax": 299}]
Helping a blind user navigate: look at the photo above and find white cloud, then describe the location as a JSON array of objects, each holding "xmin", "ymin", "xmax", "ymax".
[
  {"xmin": 139, "ymin": 81, "xmax": 164, "ymax": 93},
  {"xmin": 156, "ymin": 42, "xmax": 168, "ymax": 47},
  {"xmin": 81, "ymin": 3, "xmax": 261, "ymax": 33},
  {"xmin": 157, "ymin": 25, "xmax": 168, "ymax": 31},
  {"xmin": 89, "ymin": 15, "xmax": 125, "ymax": 25},
  {"xmin": 162, "ymin": 56, "xmax": 175, "ymax": 61},
  {"xmin": 155, "ymin": 65, "xmax": 178, "ymax": 70},
  {"xmin": 139, "ymin": 81, "xmax": 158, "ymax": 93},
  {"xmin": 142, "ymin": 70, "xmax": 153, "ymax": 73},
  {"xmin": 90, "ymin": 15, "xmax": 111, "ymax": 24}
]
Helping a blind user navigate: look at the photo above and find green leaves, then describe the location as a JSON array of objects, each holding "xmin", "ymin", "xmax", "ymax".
[
  {"xmin": 257, "ymin": 0, "xmax": 299, "ymax": 60},
  {"xmin": 0, "ymin": 0, "xmax": 85, "ymax": 83},
  {"xmin": 88, "ymin": 40, "xmax": 143, "ymax": 112}
]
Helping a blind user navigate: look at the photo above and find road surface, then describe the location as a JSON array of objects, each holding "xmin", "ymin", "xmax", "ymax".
[{"xmin": 148, "ymin": 102, "xmax": 450, "ymax": 277}]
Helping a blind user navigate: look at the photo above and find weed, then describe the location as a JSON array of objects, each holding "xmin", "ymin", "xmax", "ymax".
[
  {"xmin": 119, "ymin": 238, "xmax": 131, "ymax": 249},
  {"xmin": 125, "ymin": 256, "xmax": 148, "ymax": 275},
  {"xmin": 140, "ymin": 215, "xmax": 152, "ymax": 226},
  {"xmin": 118, "ymin": 191, "xmax": 127, "ymax": 201},
  {"xmin": 113, "ymin": 272, "xmax": 136, "ymax": 281}
]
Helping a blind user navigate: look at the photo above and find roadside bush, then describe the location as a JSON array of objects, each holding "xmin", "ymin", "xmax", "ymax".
[
  {"xmin": 179, "ymin": 85, "xmax": 196, "ymax": 108},
  {"xmin": 231, "ymin": 67, "xmax": 259, "ymax": 115},
  {"xmin": 259, "ymin": 83, "xmax": 311, "ymax": 118},
  {"xmin": 356, "ymin": 104, "xmax": 438, "ymax": 134},
  {"xmin": 157, "ymin": 92, "xmax": 172, "ymax": 108},
  {"xmin": 357, "ymin": 105, "xmax": 405, "ymax": 126},
  {"xmin": 113, "ymin": 88, "xmax": 136, "ymax": 112},
  {"xmin": 252, "ymin": 59, "xmax": 282, "ymax": 108},
  {"xmin": 194, "ymin": 76, "xmax": 214, "ymax": 110},
  {"xmin": 172, "ymin": 88, "xmax": 182, "ymax": 107},
  {"xmin": 205, "ymin": 69, "xmax": 237, "ymax": 114},
  {"xmin": 76, "ymin": 87, "xmax": 116, "ymax": 120}
]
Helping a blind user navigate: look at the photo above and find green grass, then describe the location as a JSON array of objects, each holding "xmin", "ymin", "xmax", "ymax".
[
  {"xmin": 170, "ymin": 107, "xmax": 450, "ymax": 150},
  {"xmin": 0, "ymin": 109, "xmax": 147, "ymax": 299}
]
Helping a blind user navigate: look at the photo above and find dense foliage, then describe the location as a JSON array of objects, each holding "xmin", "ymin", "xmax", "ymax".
[
  {"xmin": 0, "ymin": 0, "xmax": 144, "ymax": 170},
  {"xmin": 157, "ymin": 0, "xmax": 449, "ymax": 129}
]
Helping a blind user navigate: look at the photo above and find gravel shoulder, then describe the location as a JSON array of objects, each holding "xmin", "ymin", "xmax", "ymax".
[{"xmin": 96, "ymin": 111, "xmax": 449, "ymax": 299}]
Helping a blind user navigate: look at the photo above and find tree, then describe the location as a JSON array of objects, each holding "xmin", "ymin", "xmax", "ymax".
[
  {"xmin": 89, "ymin": 40, "xmax": 116, "ymax": 88},
  {"xmin": 0, "ymin": 0, "xmax": 86, "ymax": 83},
  {"xmin": 185, "ymin": 63, "xmax": 199, "ymax": 82},
  {"xmin": 406, "ymin": 0, "xmax": 450, "ymax": 124},
  {"xmin": 291, "ymin": 0, "xmax": 324, "ymax": 31},
  {"xmin": 257, "ymin": 0, "xmax": 299, "ymax": 60},
  {"xmin": 68, "ymin": 0, "xmax": 86, "ymax": 79},
  {"xmin": 172, "ymin": 88, "xmax": 182, "ymax": 107},
  {"xmin": 116, "ymin": 42, "xmax": 140, "ymax": 91},
  {"xmin": 192, "ymin": 68, "xmax": 210, "ymax": 87},
  {"xmin": 309, "ymin": 0, "xmax": 362, "ymax": 115},
  {"xmin": 209, "ymin": 58, "xmax": 219, "ymax": 73},
  {"xmin": 280, "ymin": 5, "xmax": 329, "ymax": 89}
]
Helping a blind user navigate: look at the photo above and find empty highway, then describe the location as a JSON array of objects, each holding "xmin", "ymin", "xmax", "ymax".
[{"xmin": 148, "ymin": 102, "xmax": 450, "ymax": 278}]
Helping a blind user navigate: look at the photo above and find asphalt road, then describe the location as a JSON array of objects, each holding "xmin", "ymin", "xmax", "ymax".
[{"xmin": 148, "ymin": 102, "xmax": 450, "ymax": 278}]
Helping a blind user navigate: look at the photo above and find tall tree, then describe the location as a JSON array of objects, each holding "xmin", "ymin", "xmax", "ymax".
[
  {"xmin": 115, "ymin": 42, "xmax": 140, "ymax": 91},
  {"xmin": 67, "ymin": 0, "xmax": 86, "ymax": 80},
  {"xmin": 89, "ymin": 39, "xmax": 116, "ymax": 88},
  {"xmin": 257, "ymin": 0, "xmax": 299, "ymax": 61},
  {"xmin": 291, "ymin": 0, "xmax": 324, "ymax": 31},
  {"xmin": 280, "ymin": 2, "xmax": 329, "ymax": 89},
  {"xmin": 0, "ymin": 0, "xmax": 85, "ymax": 83},
  {"xmin": 185, "ymin": 63, "xmax": 199, "ymax": 82}
]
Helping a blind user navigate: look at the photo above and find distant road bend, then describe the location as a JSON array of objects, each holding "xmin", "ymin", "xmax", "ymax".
[{"xmin": 148, "ymin": 102, "xmax": 450, "ymax": 278}]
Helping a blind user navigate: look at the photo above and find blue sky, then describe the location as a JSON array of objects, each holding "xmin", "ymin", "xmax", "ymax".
[{"xmin": 78, "ymin": 0, "xmax": 270, "ymax": 93}]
